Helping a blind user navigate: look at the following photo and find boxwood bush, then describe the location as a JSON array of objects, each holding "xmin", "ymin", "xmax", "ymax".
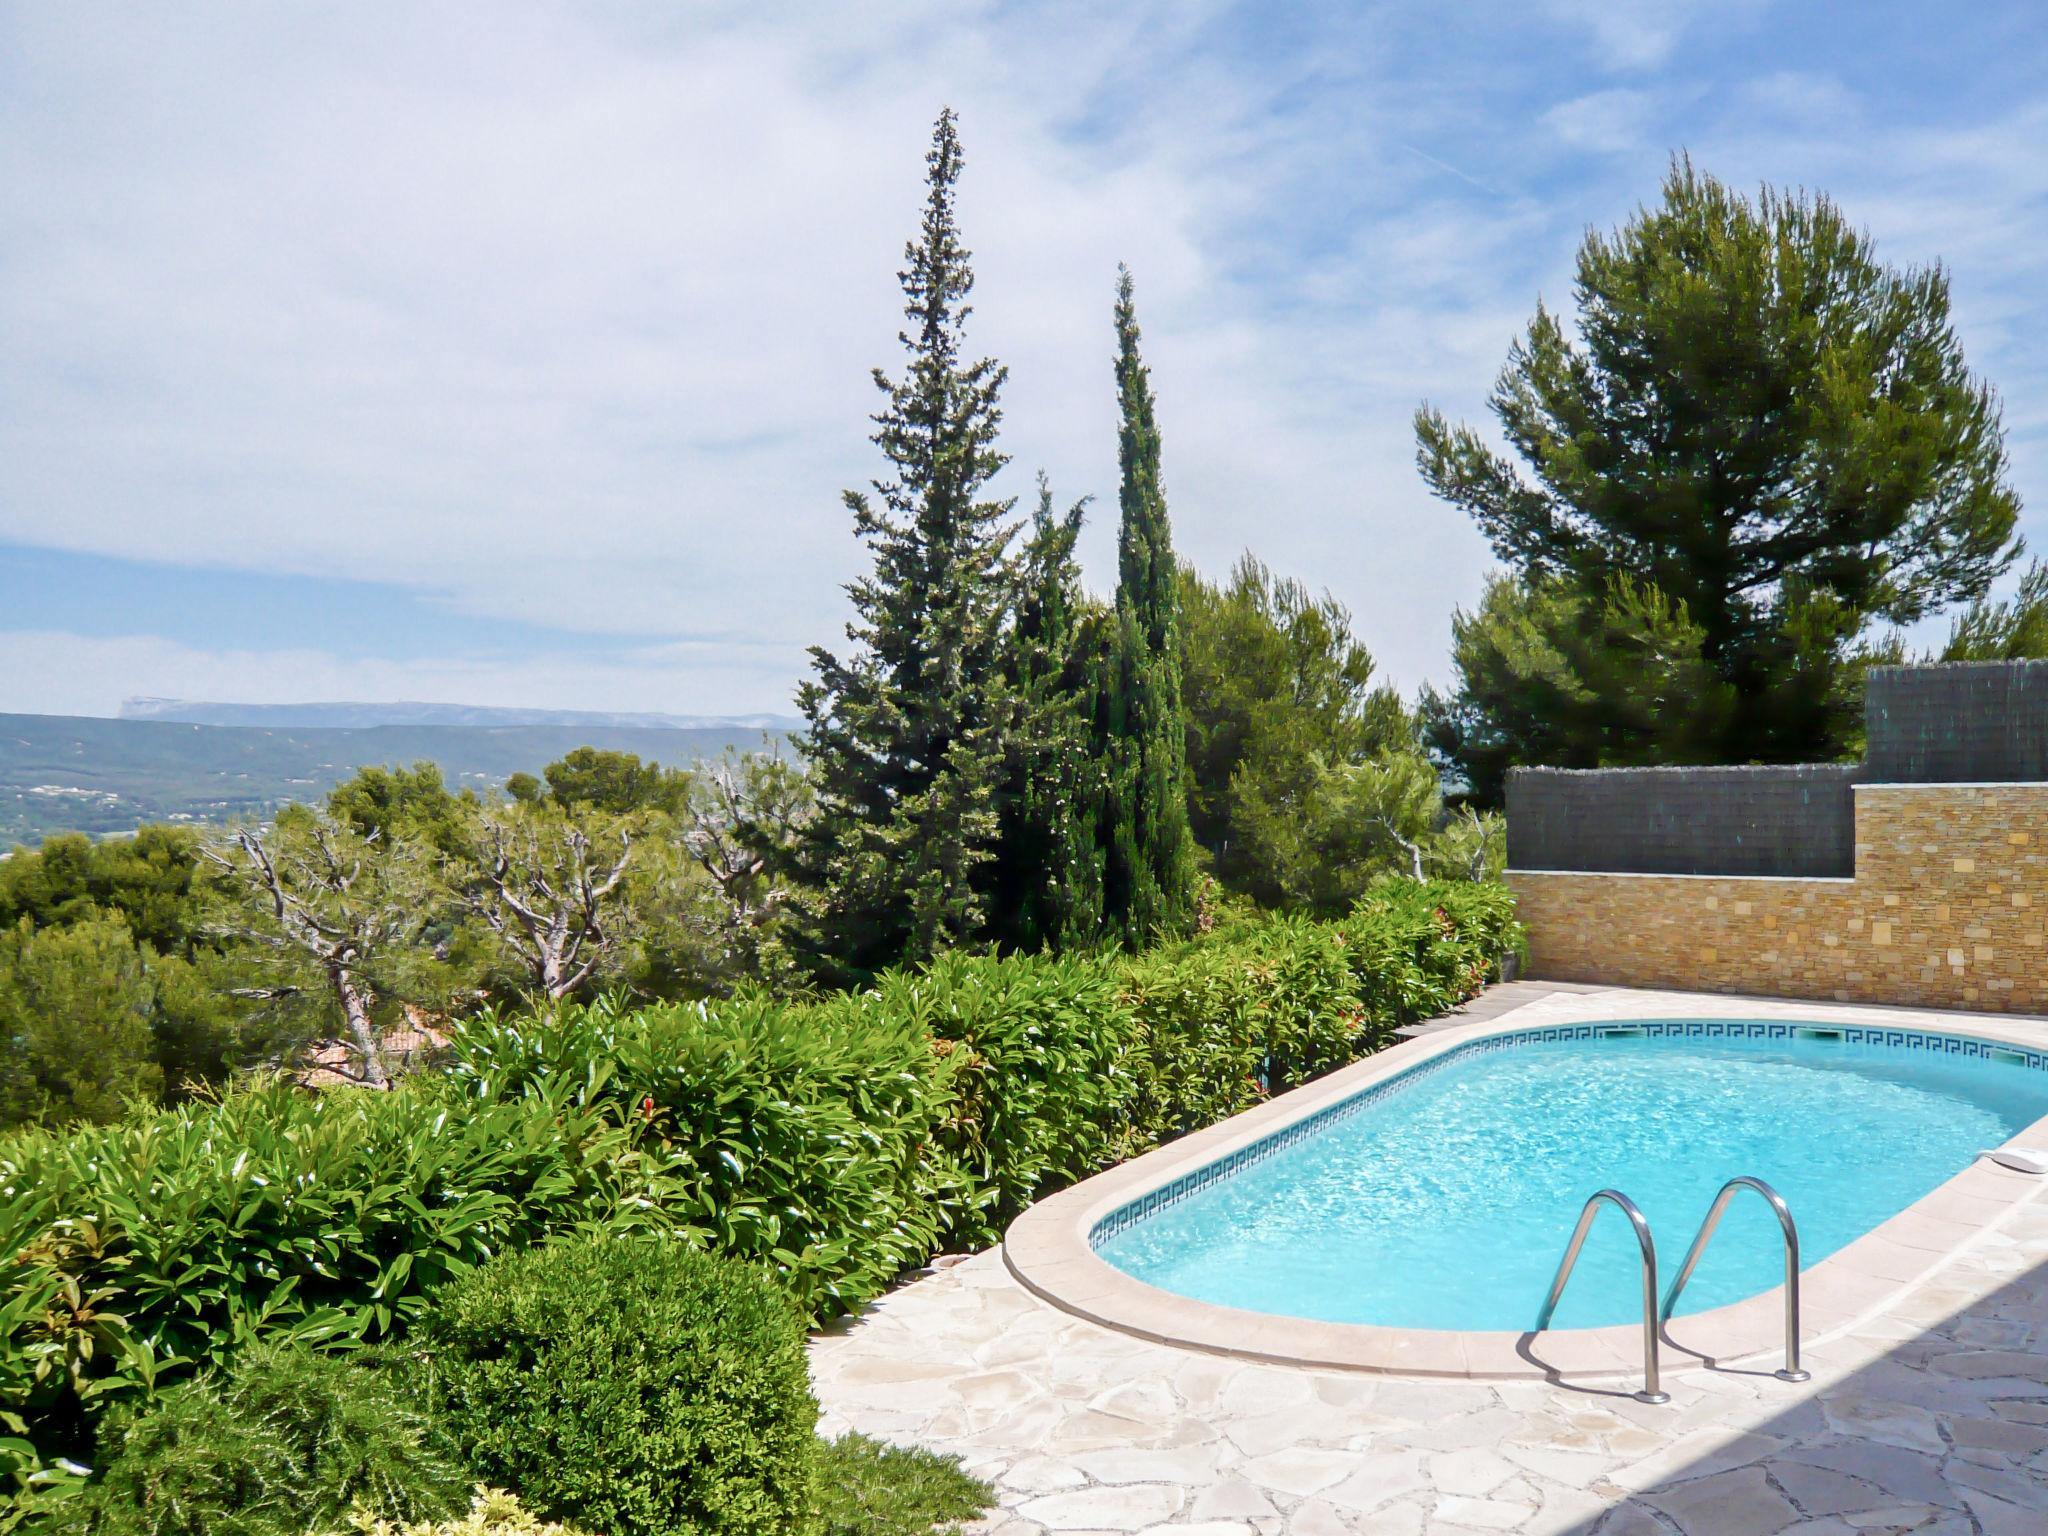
[{"xmin": 420, "ymin": 1240, "xmax": 818, "ymax": 1536}]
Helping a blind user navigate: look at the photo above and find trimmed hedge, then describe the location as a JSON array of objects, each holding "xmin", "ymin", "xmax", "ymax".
[
  {"xmin": 0, "ymin": 880, "xmax": 1520, "ymax": 1501},
  {"xmin": 440, "ymin": 993, "xmax": 959, "ymax": 1317},
  {"xmin": 420, "ymin": 1241, "xmax": 818, "ymax": 1536}
]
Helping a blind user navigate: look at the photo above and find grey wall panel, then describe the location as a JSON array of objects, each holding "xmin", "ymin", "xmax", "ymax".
[
  {"xmin": 1506, "ymin": 764, "xmax": 1861, "ymax": 877},
  {"xmin": 1865, "ymin": 660, "xmax": 2048, "ymax": 783}
]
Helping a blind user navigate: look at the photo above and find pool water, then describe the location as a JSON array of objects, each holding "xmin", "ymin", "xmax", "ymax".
[{"xmin": 1094, "ymin": 1029, "xmax": 2048, "ymax": 1331}]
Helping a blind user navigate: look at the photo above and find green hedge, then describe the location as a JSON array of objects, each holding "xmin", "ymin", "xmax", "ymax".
[
  {"xmin": 439, "ymin": 993, "xmax": 959, "ymax": 1317},
  {"xmin": 0, "ymin": 880, "xmax": 1520, "ymax": 1503}
]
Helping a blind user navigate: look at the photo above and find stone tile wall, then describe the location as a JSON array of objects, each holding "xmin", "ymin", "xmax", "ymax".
[{"xmin": 1507, "ymin": 783, "xmax": 2048, "ymax": 1012}]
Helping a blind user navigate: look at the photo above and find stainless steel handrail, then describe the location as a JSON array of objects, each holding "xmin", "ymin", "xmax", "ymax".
[
  {"xmin": 1534, "ymin": 1189, "xmax": 1670, "ymax": 1404},
  {"xmin": 1662, "ymin": 1175, "xmax": 1810, "ymax": 1383}
]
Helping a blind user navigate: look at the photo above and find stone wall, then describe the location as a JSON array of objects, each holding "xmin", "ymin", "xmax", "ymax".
[{"xmin": 1507, "ymin": 783, "xmax": 2048, "ymax": 1013}]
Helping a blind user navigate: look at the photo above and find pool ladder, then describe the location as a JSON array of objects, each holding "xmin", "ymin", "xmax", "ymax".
[{"xmin": 1533, "ymin": 1177, "xmax": 1808, "ymax": 1404}]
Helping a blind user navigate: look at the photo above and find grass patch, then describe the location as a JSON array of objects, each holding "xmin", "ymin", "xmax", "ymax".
[{"xmin": 813, "ymin": 1435, "xmax": 990, "ymax": 1536}]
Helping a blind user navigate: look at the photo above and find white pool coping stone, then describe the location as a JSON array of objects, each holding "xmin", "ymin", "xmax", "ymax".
[{"xmin": 1002, "ymin": 986, "xmax": 2048, "ymax": 1384}]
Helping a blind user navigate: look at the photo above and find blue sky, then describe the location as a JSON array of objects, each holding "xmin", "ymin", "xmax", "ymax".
[{"xmin": 3, "ymin": 1, "xmax": 2044, "ymax": 716}]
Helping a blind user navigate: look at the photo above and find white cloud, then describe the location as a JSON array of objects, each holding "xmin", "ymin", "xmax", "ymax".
[{"xmin": 1542, "ymin": 89, "xmax": 1661, "ymax": 154}]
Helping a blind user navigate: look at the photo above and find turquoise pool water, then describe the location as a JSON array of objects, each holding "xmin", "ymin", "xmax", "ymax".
[{"xmin": 1093, "ymin": 1027, "xmax": 2048, "ymax": 1331}]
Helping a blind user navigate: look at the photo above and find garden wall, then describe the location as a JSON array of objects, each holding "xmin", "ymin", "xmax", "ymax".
[{"xmin": 1507, "ymin": 783, "xmax": 2048, "ymax": 1013}]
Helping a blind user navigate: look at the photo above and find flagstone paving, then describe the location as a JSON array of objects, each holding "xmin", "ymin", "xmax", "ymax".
[
  {"xmin": 809, "ymin": 994, "xmax": 2048, "ymax": 1534},
  {"xmin": 811, "ymin": 1220, "xmax": 2048, "ymax": 1535}
]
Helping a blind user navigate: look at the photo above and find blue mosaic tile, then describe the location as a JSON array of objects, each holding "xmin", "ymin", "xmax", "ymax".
[{"xmin": 1084, "ymin": 1019, "xmax": 2048, "ymax": 1247}]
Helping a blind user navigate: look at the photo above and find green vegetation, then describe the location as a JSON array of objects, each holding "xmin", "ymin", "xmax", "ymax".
[
  {"xmin": 25, "ymin": 109, "xmax": 2027, "ymax": 1536},
  {"xmin": 1176, "ymin": 556, "xmax": 1489, "ymax": 911},
  {"xmin": 1940, "ymin": 558, "xmax": 2048, "ymax": 661},
  {"xmin": 32, "ymin": 1247, "xmax": 986, "ymax": 1536},
  {"xmin": 0, "ymin": 883, "xmax": 1519, "ymax": 1508},
  {"xmin": 1418, "ymin": 157, "xmax": 2023, "ymax": 799},
  {"xmin": 985, "ymin": 478, "xmax": 1107, "ymax": 954},
  {"xmin": 1100, "ymin": 266, "xmax": 1198, "ymax": 946},
  {"xmin": 0, "ymin": 750, "xmax": 792, "ymax": 1126},
  {"xmin": 54, "ymin": 1343, "xmax": 464, "ymax": 1536},
  {"xmin": 422, "ymin": 1241, "xmax": 818, "ymax": 1536},
  {"xmin": 347, "ymin": 1488, "xmax": 593, "ymax": 1536},
  {"xmin": 791, "ymin": 108, "xmax": 1022, "ymax": 980},
  {"xmin": 812, "ymin": 1438, "xmax": 988, "ymax": 1536}
]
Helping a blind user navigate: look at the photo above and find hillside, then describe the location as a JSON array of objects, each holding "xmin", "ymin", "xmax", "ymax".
[
  {"xmin": 118, "ymin": 697, "xmax": 803, "ymax": 732},
  {"xmin": 0, "ymin": 713, "xmax": 787, "ymax": 847}
]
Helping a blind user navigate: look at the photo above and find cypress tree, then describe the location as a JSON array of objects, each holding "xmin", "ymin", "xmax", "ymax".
[
  {"xmin": 1102, "ymin": 266, "xmax": 1198, "ymax": 943},
  {"xmin": 791, "ymin": 109, "xmax": 1018, "ymax": 980},
  {"xmin": 982, "ymin": 476, "xmax": 1109, "ymax": 953}
]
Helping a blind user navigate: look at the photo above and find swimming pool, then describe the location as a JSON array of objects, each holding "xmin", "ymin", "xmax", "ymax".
[{"xmin": 1090, "ymin": 1021, "xmax": 2048, "ymax": 1332}]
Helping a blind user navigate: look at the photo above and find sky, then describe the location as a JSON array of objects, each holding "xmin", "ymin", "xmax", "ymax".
[{"xmin": 3, "ymin": 1, "xmax": 2045, "ymax": 718}]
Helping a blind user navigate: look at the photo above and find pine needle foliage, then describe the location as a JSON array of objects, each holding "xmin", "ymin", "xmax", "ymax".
[
  {"xmin": 792, "ymin": 108, "xmax": 1019, "ymax": 982},
  {"xmin": 1417, "ymin": 156, "xmax": 2021, "ymax": 772}
]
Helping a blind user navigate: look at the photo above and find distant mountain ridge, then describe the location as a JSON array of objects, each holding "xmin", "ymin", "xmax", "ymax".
[
  {"xmin": 119, "ymin": 697, "xmax": 803, "ymax": 732},
  {"xmin": 2, "ymin": 712, "xmax": 793, "ymax": 847}
]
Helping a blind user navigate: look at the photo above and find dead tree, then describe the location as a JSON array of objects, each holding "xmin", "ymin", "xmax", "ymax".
[
  {"xmin": 681, "ymin": 751, "xmax": 811, "ymax": 941},
  {"xmin": 454, "ymin": 805, "xmax": 634, "ymax": 1002},
  {"xmin": 205, "ymin": 819, "xmax": 420, "ymax": 1088}
]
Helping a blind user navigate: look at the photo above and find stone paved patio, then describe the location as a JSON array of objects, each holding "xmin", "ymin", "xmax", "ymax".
[{"xmin": 809, "ymin": 990, "xmax": 2048, "ymax": 1536}]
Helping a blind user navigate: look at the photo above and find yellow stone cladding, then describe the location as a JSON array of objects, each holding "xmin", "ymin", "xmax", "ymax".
[{"xmin": 1507, "ymin": 783, "xmax": 2048, "ymax": 1013}]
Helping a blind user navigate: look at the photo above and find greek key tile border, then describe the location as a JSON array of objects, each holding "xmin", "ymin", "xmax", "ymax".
[{"xmin": 1086, "ymin": 1019, "xmax": 2048, "ymax": 1248}]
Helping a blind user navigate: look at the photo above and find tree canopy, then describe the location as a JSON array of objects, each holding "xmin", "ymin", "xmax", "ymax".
[{"xmin": 1418, "ymin": 157, "xmax": 2021, "ymax": 783}]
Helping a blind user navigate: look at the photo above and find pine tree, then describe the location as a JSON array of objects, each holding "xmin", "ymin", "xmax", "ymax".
[
  {"xmin": 1101, "ymin": 267, "xmax": 1198, "ymax": 944},
  {"xmin": 982, "ymin": 476, "xmax": 1109, "ymax": 952},
  {"xmin": 791, "ymin": 109, "xmax": 1019, "ymax": 980},
  {"xmin": 1417, "ymin": 157, "xmax": 2019, "ymax": 773}
]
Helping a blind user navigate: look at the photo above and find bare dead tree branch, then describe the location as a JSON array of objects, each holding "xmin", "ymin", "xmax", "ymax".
[
  {"xmin": 453, "ymin": 806, "xmax": 635, "ymax": 1001},
  {"xmin": 204, "ymin": 820, "xmax": 418, "ymax": 1088}
]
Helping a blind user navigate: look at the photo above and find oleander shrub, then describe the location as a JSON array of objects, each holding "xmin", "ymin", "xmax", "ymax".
[
  {"xmin": 442, "ymin": 992, "xmax": 958, "ymax": 1315},
  {"xmin": 420, "ymin": 1239, "xmax": 818, "ymax": 1536},
  {"xmin": 52, "ymin": 1342, "xmax": 464, "ymax": 1536},
  {"xmin": 1342, "ymin": 878, "xmax": 1523, "ymax": 1024},
  {"xmin": 856, "ymin": 952, "xmax": 1138, "ymax": 1246}
]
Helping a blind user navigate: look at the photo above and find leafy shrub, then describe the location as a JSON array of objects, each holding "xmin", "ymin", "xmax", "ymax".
[
  {"xmin": 856, "ymin": 952, "xmax": 1136, "ymax": 1246},
  {"xmin": 52, "ymin": 1343, "xmax": 463, "ymax": 1536},
  {"xmin": 812, "ymin": 1436, "xmax": 988, "ymax": 1536},
  {"xmin": 443, "ymin": 994, "xmax": 957, "ymax": 1314},
  {"xmin": 0, "ymin": 1074, "xmax": 670, "ymax": 1479},
  {"xmin": 421, "ymin": 1239, "xmax": 818, "ymax": 1536},
  {"xmin": 347, "ymin": 1487, "xmax": 591, "ymax": 1535}
]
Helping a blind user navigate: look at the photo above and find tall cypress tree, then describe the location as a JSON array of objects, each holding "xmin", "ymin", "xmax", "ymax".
[
  {"xmin": 1102, "ymin": 266, "xmax": 1198, "ymax": 943},
  {"xmin": 791, "ymin": 109, "xmax": 1018, "ymax": 980}
]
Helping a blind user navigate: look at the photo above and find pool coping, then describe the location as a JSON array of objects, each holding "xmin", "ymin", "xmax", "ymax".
[{"xmin": 1001, "ymin": 986, "xmax": 2048, "ymax": 1383}]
